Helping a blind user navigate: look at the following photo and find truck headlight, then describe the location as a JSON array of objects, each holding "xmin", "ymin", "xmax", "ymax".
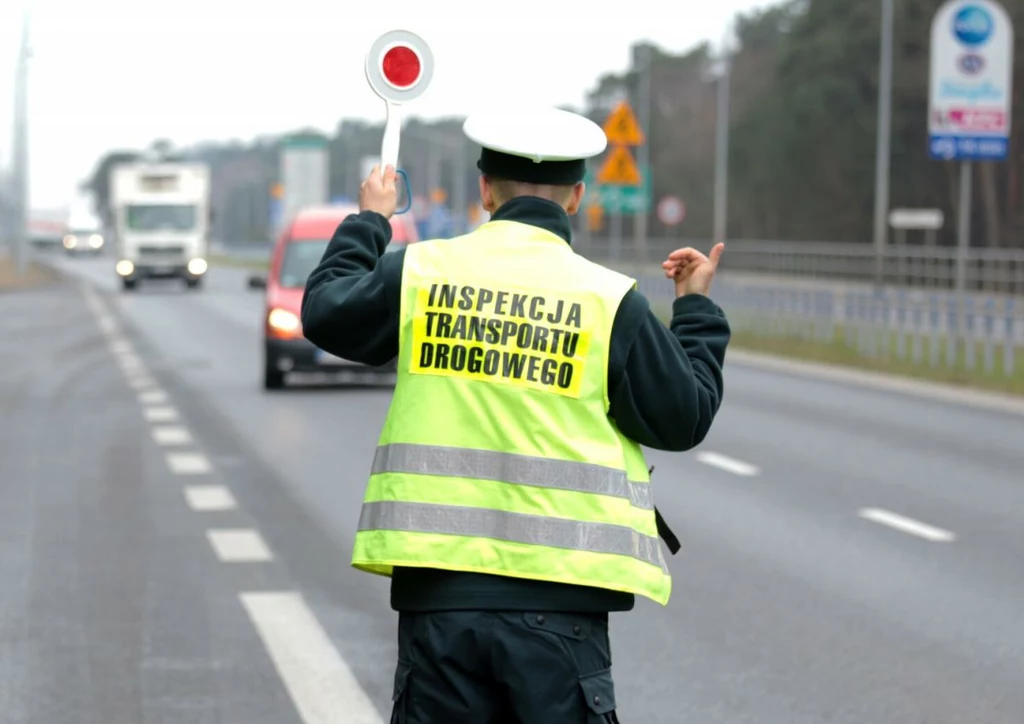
[
  {"xmin": 88, "ymin": 234, "xmax": 103, "ymax": 248},
  {"xmin": 116, "ymin": 260, "xmax": 134, "ymax": 276},
  {"xmin": 63, "ymin": 235, "xmax": 77, "ymax": 249},
  {"xmin": 187, "ymin": 258, "xmax": 208, "ymax": 275}
]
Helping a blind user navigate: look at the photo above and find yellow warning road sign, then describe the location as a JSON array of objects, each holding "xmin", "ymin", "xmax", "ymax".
[
  {"xmin": 597, "ymin": 146, "xmax": 642, "ymax": 186},
  {"xmin": 603, "ymin": 102, "xmax": 645, "ymax": 146}
]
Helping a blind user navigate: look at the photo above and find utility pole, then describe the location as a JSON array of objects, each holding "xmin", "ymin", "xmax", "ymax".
[
  {"xmin": 11, "ymin": 5, "xmax": 31, "ymax": 275},
  {"xmin": 633, "ymin": 44, "xmax": 652, "ymax": 264},
  {"xmin": 452, "ymin": 139, "xmax": 468, "ymax": 235},
  {"xmin": 872, "ymin": 0, "xmax": 895, "ymax": 286},
  {"xmin": 712, "ymin": 48, "xmax": 731, "ymax": 244},
  {"xmin": 425, "ymin": 143, "xmax": 441, "ymax": 200}
]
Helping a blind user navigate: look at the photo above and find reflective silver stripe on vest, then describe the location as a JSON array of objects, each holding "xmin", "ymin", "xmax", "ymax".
[
  {"xmin": 371, "ymin": 443, "xmax": 653, "ymax": 510},
  {"xmin": 358, "ymin": 500, "xmax": 668, "ymax": 571}
]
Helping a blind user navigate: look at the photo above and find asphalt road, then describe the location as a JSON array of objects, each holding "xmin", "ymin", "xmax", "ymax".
[{"xmin": 11, "ymin": 253, "xmax": 1024, "ymax": 723}]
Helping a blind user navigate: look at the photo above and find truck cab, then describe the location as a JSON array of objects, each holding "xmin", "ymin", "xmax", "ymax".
[{"xmin": 110, "ymin": 162, "xmax": 211, "ymax": 291}]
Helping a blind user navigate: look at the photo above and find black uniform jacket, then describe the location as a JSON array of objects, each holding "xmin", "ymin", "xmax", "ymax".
[{"xmin": 302, "ymin": 196, "xmax": 731, "ymax": 613}]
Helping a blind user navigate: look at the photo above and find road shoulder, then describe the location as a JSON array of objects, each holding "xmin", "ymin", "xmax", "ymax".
[
  {"xmin": 0, "ymin": 280, "xmax": 303, "ymax": 724},
  {"xmin": 727, "ymin": 347, "xmax": 1024, "ymax": 417}
]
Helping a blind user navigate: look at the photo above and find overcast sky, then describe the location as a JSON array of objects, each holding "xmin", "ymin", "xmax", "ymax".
[{"xmin": 0, "ymin": 0, "xmax": 771, "ymax": 209}]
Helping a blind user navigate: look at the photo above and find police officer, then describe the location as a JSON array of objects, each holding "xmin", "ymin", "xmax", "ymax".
[{"xmin": 301, "ymin": 107, "xmax": 731, "ymax": 723}]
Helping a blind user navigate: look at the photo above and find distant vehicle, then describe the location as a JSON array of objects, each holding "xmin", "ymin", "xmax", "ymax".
[
  {"xmin": 109, "ymin": 162, "xmax": 211, "ymax": 291},
  {"xmin": 62, "ymin": 227, "xmax": 105, "ymax": 255},
  {"xmin": 248, "ymin": 204, "xmax": 413, "ymax": 390},
  {"xmin": 62, "ymin": 209, "xmax": 105, "ymax": 256}
]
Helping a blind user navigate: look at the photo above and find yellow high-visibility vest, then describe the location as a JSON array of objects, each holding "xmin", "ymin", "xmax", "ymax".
[{"xmin": 351, "ymin": 219, "xmax": 672, "ymax": 605}]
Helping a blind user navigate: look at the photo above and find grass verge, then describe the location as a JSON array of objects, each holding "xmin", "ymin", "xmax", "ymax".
[
  {"xmin": 730, "ymin": 325, "xmax": 1024, "ymax": 397},
  {"xmin": 659, "ymin": 309, "xmax": 1024, "ymax": 397},
  {"xmin": 208, "ymin": 253, "xmax": 268, "ymax": 271},
  {"xmin": 0, "ymin": 255, "xmax": 62, "ymax": 291}
]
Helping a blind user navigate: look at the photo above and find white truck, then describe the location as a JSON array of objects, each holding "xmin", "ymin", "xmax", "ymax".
[{"xmin": 110, "ymin": 162, "xmax": 211, "ymax": 291}]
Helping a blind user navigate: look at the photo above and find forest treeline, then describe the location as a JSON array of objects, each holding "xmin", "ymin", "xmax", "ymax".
[{"xmin": 84, "ymin": 0, "xmax": 1024, "ymax": 247}]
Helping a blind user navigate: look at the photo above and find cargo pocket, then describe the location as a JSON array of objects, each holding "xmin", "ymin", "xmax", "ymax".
[
  {"xmin": 389, "ymin": 660, "xmax": 412, "ymax": 724},
  {"xmin": 579, "ymin": 667, "xmax": 621, "ymax": 723}
]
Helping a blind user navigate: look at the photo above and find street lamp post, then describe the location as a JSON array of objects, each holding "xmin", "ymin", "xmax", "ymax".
[
  {"xmin": 712, "ymin": 52, "xmax": 731, "ymax": 244},
  {"xmin": 11, "ymin": 6, "xmax": 32, "ymax": 275},
  {"xmin": 872, "ymin": 0, "xmax": 895, "ymax": 286},
  {"xmin": 634, "ymin": 44, "xmax": 653, "ymax": 264}
]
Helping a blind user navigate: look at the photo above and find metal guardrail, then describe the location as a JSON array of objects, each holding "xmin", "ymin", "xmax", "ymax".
[
  {"xmin": 216, "ymin": 237, "xmax": 1023, "ymax": 378},
  {"xmin": 219, "ymin": 236, "xmax": 1024, "ymax": 295},
  {"xmin": 582, "ymin": 238, "xmax": 1024, "ymax": 296},
  {"xmin": 631, "ymin": 271, "xmax": 1023, "ymax": 379},
  {"xmin": 209, "ymin": 241, "xmax": 272, "ymax": 266}
]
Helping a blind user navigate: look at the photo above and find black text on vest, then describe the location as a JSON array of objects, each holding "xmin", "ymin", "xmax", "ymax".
[{"xmin": 410, "ymin": 283, "xmax": 591, "ymax": 397}]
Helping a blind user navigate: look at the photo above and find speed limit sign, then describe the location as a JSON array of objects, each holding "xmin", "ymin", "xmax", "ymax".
[{"xmin": 657, "ymin": 196, "xmax": 685, "ymax": 226}]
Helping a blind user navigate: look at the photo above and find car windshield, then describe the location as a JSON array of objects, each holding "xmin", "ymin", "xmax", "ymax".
[
  {"xmin": 279, "ymin": 238, "xmax": 407, "ymax": 287},
  {"xmin": 279, "ymin": 240, "xmax": 330, "ymax": 288},
  {"xmin": 125, "ymin": 204, "xmax": 197, "ymax": 232}
]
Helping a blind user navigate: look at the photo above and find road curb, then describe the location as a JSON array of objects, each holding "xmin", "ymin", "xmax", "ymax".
[{"xmin": 727, "ymin": 348, "xmax": 1024, "ymax": 417}]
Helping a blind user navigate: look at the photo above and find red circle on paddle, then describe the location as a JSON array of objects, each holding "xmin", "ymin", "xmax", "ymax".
[{"xmin": 382, "ymin": 46, "xmax": 422, "ymax": 88}]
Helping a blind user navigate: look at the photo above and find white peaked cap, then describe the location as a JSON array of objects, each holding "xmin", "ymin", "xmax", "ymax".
[{"xmin": 463, "ymin": 107, "xmax": 608, "ymax": 163}]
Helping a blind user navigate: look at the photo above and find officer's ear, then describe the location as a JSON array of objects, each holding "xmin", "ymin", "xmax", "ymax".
[
  {"xmin": 564, "ymin": 182, "xmax": 586, "ymax": 216},
  {"xmin": 479, "ymin": 176, "xmax": 498, "ymax": 214}
]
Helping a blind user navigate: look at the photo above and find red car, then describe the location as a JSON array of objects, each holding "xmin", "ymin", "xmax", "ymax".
[{"xmin": 250, "ymin": 204, "xmax": 417, "ymax": 390}]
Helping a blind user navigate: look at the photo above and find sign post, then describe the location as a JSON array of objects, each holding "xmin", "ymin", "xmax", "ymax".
[
  {"xmin": 928, "ymin": 0, "xmax": 1013, "ymax": 353},
  {"xmin": 596, "ymin": 101, "xmax": 646, "ymax": 262},
  {"xmin": 888, "ymin": 208, "xmax": 945, "ymax": 284}
]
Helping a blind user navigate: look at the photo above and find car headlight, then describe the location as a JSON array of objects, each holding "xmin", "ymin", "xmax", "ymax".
[
  {"xmin": 88, "ymin": 234, "xmax": 103, "ymax": 248},
  {"xmin": 63, "ymin": 235, "xmax": 77, "ymax": 249},
  {"xmin": 268, "ymin": 308, "xmax": 301, "ymax": 333},
  {"xmin": 115, "ymin": 260, "xmax": 134, "ymax": 276},
  {"xmin": 187, "ymin": 258, "xmax": 208, "ymax": 275}
]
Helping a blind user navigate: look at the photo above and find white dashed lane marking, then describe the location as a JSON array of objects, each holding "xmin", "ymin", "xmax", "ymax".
[
  {"xmin": 127, "ymin": 376, "xmax": 157, "ymax": 391},
  {"xmin": 207, "ymin": 529, "xmax": 274, "ymax": 562},
  {"xmin": 240, "ymin": 591, "xmax": 383, "ymax": 724},
  {"xmin": 858, "ymin": 508, "xmax": 956, "ymax": 542},
  {"xmin": 166, "ymin": 452, "xmax": 213, "ymax": 475},
  {"xmin": 694, "ymin": 451, "xmax": 761, "ymax": 477},
  {"xmin": 117, "ymin": 352, "xmax": 143, "ymax": 366},
  {"xmin": 143, "ymin": 406, "xmax": 179, "ymax": 422},
  {"xmin": 184, "ymin": 486, "xmax": 238, "ymax": 511},
  {"xmin": 138, "ymin": 389, "xmax": 169, "ymax": 405},
  {"xmin": 151, "ymin": 425, "xmax": 193, "ymax": 446}
]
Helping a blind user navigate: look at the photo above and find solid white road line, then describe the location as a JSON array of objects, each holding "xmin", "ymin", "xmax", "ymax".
[
  {"xmin": 184, "ymin": 485, "xmax": 237, "ymax": 511},
  {"xmin": 151, "ymin": 425, "xmax": 193, "ymax": 446},
  {"xmin": 166, "ymin": 452, "xmax": 213, "ymax": 475},
  {"xmin": 239, "ymin": 591, "xmax": 383, "ymax": 724},
  {"xmin": 143, "ymin": 406, "xmax": 179, "ymax": 422},
  {"xmin": 694, "ymin": 451, "xmax": 761, "ymax": 477},
  {"xmin": 207, "ymin": 529, "xmax": 274, "ymax": 562},
  {"xmin": 109, "ymin": 340, "xmax": 132, "ymax": 354},
  {"xmin": 138, "ymin": 389, "xmax": 168, "ymax": 405},
  {"xmin": 858, "ymin": 508, "xmax": 956, "ymax": 542}
]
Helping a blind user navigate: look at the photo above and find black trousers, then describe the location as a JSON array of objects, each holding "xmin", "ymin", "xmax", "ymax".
[{"xmin": 390, "ymin": 611, "xmax": 621, "ymax": 724}]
